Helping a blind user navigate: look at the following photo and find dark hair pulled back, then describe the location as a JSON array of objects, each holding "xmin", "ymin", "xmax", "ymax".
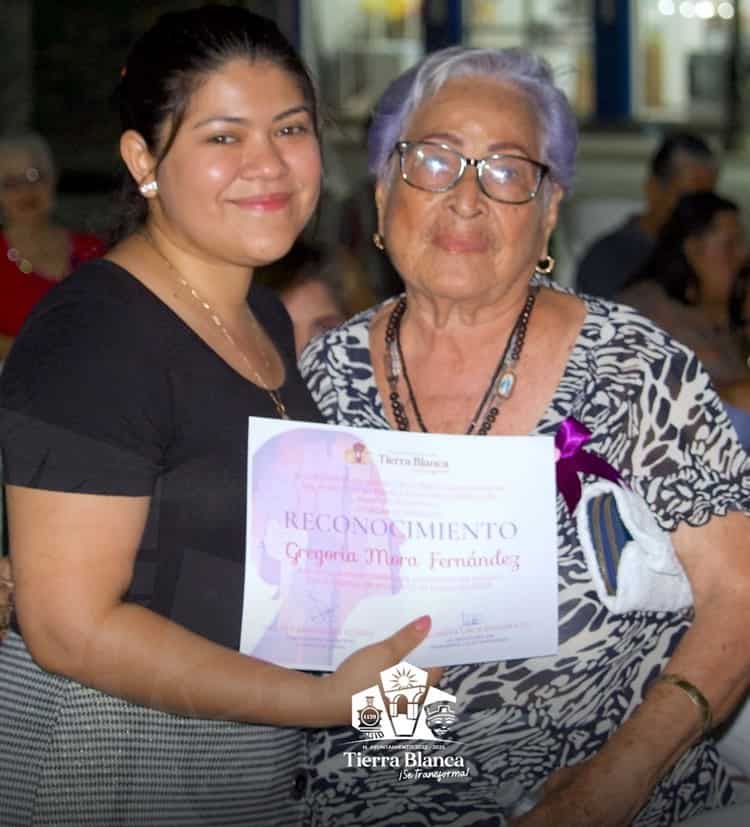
[{"xmin": 111, "ymin": 5, "xmax": 319, "ymax": 241}]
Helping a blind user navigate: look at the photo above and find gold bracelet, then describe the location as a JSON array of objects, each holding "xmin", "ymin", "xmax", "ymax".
[{"xmin": 659, "ymin": 673, "xmax": 713, "ymax": 736}]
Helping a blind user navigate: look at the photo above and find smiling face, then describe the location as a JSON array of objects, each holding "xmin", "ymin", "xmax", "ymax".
[
  {"xmin": 375, "ymin": 76, "xmax": 562, "ymax": 304},
  {"xmin": 142, "ymin": 58, "xmax": 322, "ymax": 268}
]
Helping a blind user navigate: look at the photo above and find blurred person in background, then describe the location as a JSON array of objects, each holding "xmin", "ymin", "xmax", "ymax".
[
  {"xmin": 255, "ymin": 240, "xmax": 375, "ymax": 357},
  {"xmin": 0, "ymin": 132, "xmax": 104, "ymax": 358},
  {"xmin": 576, "ymin": 132, "xmax": 718, "ymax": 299},
  {"xmin": 618, "ymin": 191, "xmax": 750, "ymax": 414}
]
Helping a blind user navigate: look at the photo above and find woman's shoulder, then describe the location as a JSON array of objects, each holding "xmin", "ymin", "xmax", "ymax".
[
  {"xmin": 0, "ymin": 258, "xmax": 172, "ymax": 488},
  {"xmin": 573, "ymin": 283, "xmax": 692, "ymax": 354},
  {"xmin": 564, "ymin": 286, "xmax": 716, "ymax": 411},
  {"xmin": 11, "ymin": 259, "xmax": 177, "ymax": 368},
  {"xmin": 542, "ymin": 276, "xmax": 681, "ymax": 355},
  {"xmin": 0, "ymin": 258, "xmax": 181, "ymax": 435},
  {"xmin": 32, "ymin": 259, "xmax": 155, "ymax": 317}
]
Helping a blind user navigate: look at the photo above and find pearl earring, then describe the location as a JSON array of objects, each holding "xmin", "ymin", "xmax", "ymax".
[{"xmin": 139, "ymin": 180, "xmax": 159, "ymax": 196}]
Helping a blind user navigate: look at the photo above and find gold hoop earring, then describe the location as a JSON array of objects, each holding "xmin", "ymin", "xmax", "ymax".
[
  {"xmin": 372, "ymin": 232, "xmax": 385, "ymax": 251},
  {"xmin": 536, "ymin": 255, "xmax": 555, "ymax": 275}
]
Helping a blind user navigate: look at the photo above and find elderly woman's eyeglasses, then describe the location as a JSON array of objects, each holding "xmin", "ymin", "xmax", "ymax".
[{"xmin": 394, "ymin": 141, "xmax": 550, "ymax": 205}]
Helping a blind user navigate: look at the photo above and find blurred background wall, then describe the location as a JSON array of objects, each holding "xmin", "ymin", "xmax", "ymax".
[{"xmin": 3, "ymin": 0, "xmax": 750, "ymax": 284}]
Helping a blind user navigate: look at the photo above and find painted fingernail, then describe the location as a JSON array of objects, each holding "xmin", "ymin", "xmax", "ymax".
[{"xmin": 414, "ymin": 615, "xmax": 431, "ymax": 633}]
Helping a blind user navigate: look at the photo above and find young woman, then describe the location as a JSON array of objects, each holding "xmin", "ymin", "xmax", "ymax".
[{"xmin": 0, "ymin": 8, "xmax": 430, "ymax": 825}]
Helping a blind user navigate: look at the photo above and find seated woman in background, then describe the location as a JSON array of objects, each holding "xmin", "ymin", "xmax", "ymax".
[
  {"xmin": 0, "ymin": 132, "xmax": 104, "ymax": 357},
  {"xmin": 618, "ymin": 192, "xmax": 750, "ymax": 402}
]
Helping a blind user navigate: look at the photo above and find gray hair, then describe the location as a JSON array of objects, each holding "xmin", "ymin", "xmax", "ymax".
[
  {"xmin": 0, "ymin": 131, "xmax": 56, "ymax": 179},
  {"xmin": 367, "ymin": 46, "xmax": 578, "ymax": 196}
]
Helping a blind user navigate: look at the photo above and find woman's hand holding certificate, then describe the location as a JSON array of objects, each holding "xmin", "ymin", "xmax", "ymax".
[{"xmin": 319, "ymin": 615, "xmax": 443, "ymax": 725}]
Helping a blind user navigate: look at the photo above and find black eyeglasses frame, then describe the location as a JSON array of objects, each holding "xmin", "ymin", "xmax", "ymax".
[{"xmin": 393, "ymin": 140, "xmax": 550, "ymax": 205}]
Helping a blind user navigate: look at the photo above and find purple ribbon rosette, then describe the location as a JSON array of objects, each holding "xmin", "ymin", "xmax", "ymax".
[{"xmin": 555, "ymin": 417, "xmax": 623, "ymax": 512}]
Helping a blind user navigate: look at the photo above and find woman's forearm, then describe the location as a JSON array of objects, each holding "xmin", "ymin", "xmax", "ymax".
[
  {"xmin": 515, "ymin": 599, "xmax": 750, "ymax": 827},
  {"xmin": 581, "ymin": 590, "xmax": 750, "ymax": 820},
  {"xmin": 652, "ymin": 603, "xmax": 750, "ymax": 728},
  {"xmin": 27, "ymin": 599, "xmax": 333, "ymax": 726},
  {"xmin": 21, "ymin": 585, "xmax": 431, "ymax": 730},
  {"xmin": 516, "ymin": 514, "xmax": 750, "ymax": 827},
  {"xmin": 10, "ymin": 486, "xmax": 330, "ymax": 727},
  {"xmin": 9, "ymin": 486, "xmax": 431, "ymax": 730}
]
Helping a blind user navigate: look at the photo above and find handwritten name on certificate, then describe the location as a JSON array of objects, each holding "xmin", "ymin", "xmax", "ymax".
[{"xmin": 241, "ymin": 417, "xmax": 558, "ymax": 670}]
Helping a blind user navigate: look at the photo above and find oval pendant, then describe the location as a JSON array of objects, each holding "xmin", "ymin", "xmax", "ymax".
[
  {"xmin": 388, "ymin": 341, "xmax": 402, "ymax": 377},
  {"xmin": 496, "ymin": 370, "xmax": 516, "ymax": 399}
]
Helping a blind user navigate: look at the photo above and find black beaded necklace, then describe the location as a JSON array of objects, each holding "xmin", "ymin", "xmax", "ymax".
[{"xmin": 384, "ymin": 285, "xmax": 539, "ymax": 434}]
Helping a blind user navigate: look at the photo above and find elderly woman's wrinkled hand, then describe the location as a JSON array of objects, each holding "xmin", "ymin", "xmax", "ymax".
[{"xmin": 0, "ymin": 556, "xmax": 13, "ymax": 641}]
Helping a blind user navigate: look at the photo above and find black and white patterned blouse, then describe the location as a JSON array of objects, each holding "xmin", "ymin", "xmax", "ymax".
[{"xmin": 298, "ymin": 285, "xmax": 750, "ymax": 827}]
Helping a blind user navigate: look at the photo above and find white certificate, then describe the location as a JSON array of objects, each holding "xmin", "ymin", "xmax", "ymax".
[{"xmin": 241, "ymin": 417, "xmax": 558, "ymax": 670}]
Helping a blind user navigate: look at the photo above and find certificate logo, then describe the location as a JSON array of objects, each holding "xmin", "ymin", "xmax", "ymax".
[
  {"xmin": 344, "ymin": 441, "xmax": 372, "ymax": 464},
  {"xmin": 351, "ymin": 661, "xmax": 458, "ymax": 741}
]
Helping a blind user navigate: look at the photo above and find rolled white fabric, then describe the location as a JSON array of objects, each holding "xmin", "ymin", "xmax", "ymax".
[{"xmin": 576, "ymin": 480, "xmax": 693, "ymax": 614}]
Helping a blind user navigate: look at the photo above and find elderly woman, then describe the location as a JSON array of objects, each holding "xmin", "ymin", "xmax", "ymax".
[
  {"xmin": 300, "ymin": 48, "xmax": 750, "ymax": 826},
  {"xmin": 0, "ymin": 132, "xmax": 104, "ymax": 357}
]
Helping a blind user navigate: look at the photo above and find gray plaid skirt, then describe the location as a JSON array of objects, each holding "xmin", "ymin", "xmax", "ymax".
[{"xmin": 0, "ymin": 631, "xmax": 309, "ymax": 826}]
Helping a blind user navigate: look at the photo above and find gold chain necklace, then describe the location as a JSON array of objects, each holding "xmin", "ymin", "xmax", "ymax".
[{"xmin": 143, "ymin": 233, "xmax": 289, "ymax": 419}]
